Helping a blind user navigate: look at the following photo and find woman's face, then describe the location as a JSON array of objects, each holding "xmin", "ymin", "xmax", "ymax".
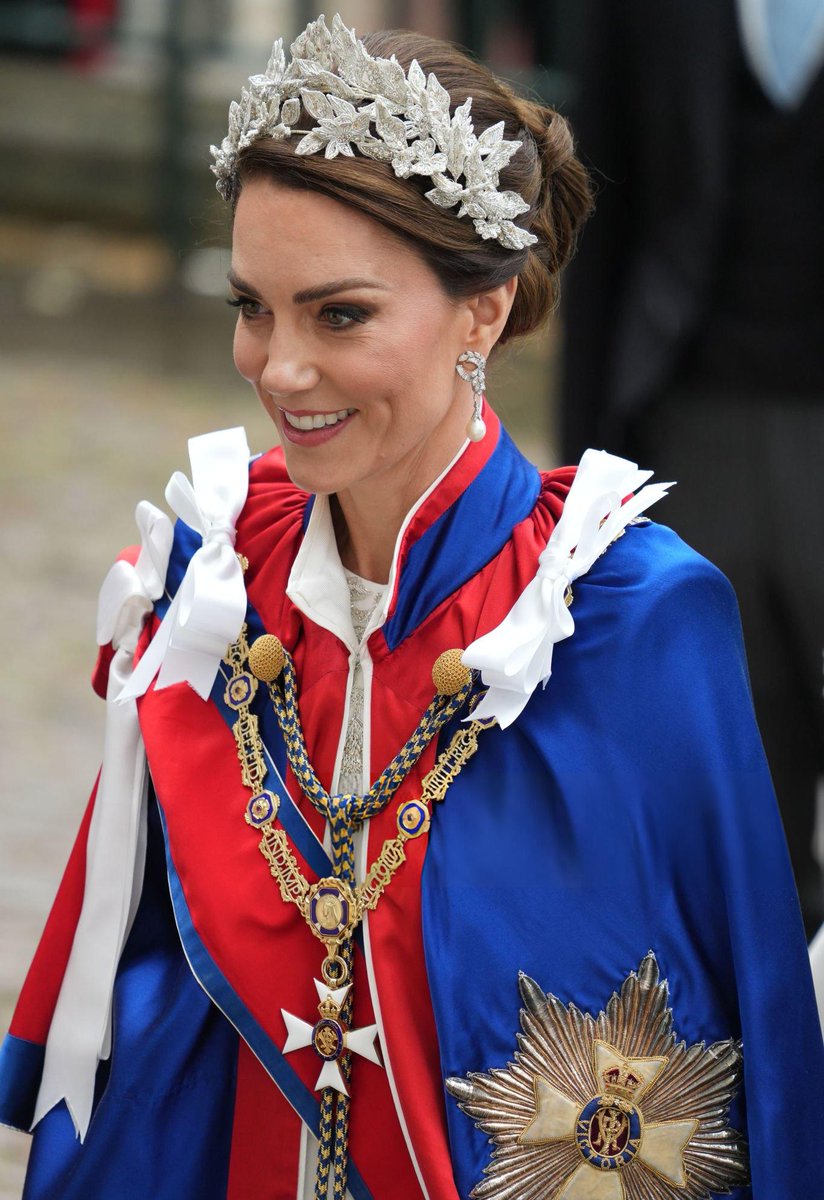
[{"xmin": 230, "ymin": 179, "xmax": 483, "ymax": 504}]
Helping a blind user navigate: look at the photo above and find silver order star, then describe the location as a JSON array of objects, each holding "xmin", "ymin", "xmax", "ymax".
[{"xmin": 446, "ymin": 953, "xmax": 749, "ymax": 1200}]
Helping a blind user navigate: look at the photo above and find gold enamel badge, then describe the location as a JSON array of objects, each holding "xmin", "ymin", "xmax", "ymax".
[{"xmin": 446, "ymin": 953, "xmax": 748, "ymax": 1199}]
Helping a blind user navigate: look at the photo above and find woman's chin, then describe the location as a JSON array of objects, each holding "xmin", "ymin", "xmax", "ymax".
[
  {"xmin": 269, "ymin": 413, "xmax": 361, "ymax": 495},
  {"xmin": 278, "ymin": 445, "xmax": 351, "ymax": 497}
]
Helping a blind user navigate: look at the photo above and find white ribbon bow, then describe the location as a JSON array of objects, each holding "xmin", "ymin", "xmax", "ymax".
[
  {"xmin": 33, "ymin": 501, "xmax": 174, "ymax": 1140},
  {"xmin": 120, "ymin": 427, "xmax": 251, "ymax": 702},
  {"xmin": 463, "ymin": 450, "xmax": 673, "ymax": 729}
]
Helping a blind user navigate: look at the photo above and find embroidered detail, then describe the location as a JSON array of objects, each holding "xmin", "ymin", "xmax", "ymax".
[
  {"xmin": 340, "ymin": 567, "xmax": 385, "ymax": 793},
  {"xmin": 446, "ymin": 952, "xmax": 748, "ymax": 1199},
  {"xmin": 339, "ymin": 662, "xmax": 365, "ymax": 793}
]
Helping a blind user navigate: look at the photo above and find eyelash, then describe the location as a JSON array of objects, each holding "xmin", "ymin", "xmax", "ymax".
[
  {"xmin": 321, "ymin": 304, "xmax": 370, "ymax": 328},
  {"xmin": 226, "ymin": 297, "xmax": 263, "ymax": 319},
  {"xmin": 226, "ymin": 297, "xmax": 370, "ymax": 329}
]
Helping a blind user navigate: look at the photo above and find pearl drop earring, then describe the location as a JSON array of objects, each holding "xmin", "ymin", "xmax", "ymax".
[{"xmin": 455, "ymin": 350, "xmax": 487, "ymax": 442}]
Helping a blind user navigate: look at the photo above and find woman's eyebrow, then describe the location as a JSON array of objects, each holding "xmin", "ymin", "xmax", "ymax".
[
  {"xmin": 226, "ymin": 272, "xmax": 390, "ymax": 304},
  {"xmin": 226, "ymin": 269, "xmax": 259, "ymax": 295},
  {"xmin": 292, "ymin": 278, "xmax": 390, "ymax": 304}
]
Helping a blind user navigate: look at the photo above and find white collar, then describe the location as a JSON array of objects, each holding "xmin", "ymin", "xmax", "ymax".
[{"xmin": 286, "ymin": 437, "xmax": 470, "ymax": 650}]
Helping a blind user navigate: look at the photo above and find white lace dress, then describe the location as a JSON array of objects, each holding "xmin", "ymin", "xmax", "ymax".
[{"xmin": 337, "ymin": 567, "xmax": 387, "ymax": 797}]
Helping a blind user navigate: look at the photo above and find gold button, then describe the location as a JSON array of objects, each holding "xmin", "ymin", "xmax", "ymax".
[
  {"xmin": 248, "ymin": 634, "xmax": 286, "ymax": 682},
  {"xmin": 432, "ymin": 648, "xmax": 471, "ymax": 695}
]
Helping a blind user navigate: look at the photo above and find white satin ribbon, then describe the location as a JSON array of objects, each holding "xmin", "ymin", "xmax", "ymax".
[
  {"xmin": 33, "ymin": 501, "xmax": 173, "ymax": 1140},
  {"xmin": 120, "ymin": 426, "xmax": 251, "ymax": 702},
  {"xmin": 463, "ymin": 449, "xmax": 673, "ymax": 729}
]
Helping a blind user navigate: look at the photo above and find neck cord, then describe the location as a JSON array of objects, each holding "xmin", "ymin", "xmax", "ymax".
[{"xmin": 224, "ymin": 628, "xmax": 487, "ymax": 1199}]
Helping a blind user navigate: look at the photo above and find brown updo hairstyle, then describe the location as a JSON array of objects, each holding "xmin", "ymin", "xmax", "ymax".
[{"xmin": 232, "ymin": 30, "xmax": 593, "ymax": 346}]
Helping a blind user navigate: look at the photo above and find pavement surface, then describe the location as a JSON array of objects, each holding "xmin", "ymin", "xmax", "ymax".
[{"xmin": 0, "ymin": 214, "xmax": 556, "ymax": 1197}]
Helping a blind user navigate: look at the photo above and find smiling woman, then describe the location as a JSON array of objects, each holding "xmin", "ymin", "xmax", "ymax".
[
  {"xmin": 1, "ymin": 13, "xmax": 821, "ymax": 1200},
  {"xmin": 228, "ymin": 181, "xmax": 518, "ymax": 579}
]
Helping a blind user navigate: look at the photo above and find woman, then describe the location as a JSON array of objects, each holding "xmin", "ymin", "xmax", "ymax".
[{"xmin": 1, "ymin": 15, "xmax": 821, "ymax": 1200}]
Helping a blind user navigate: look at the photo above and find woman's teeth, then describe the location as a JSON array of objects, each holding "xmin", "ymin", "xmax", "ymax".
[{"xmin": 283, "ymin": 408, "xmax": 355, "ymax": 431}]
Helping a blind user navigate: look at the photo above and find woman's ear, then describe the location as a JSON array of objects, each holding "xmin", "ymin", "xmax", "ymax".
[{"xmin": 464, "ymin": 276, "xmax": 518, "ymax": 356}]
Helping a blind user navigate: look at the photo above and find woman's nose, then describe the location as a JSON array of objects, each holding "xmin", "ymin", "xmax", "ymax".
[{"xmin": 259, "ymin": 334, "xmax": 320, "ymax": 398}]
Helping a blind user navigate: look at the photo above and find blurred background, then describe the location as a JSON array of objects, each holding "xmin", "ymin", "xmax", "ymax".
[{"xmin": 1, "ymin": 0, "xmax": 822, "ymax": 1194}]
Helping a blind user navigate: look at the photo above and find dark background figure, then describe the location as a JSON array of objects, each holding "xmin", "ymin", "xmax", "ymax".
[{"xmin": 560, "ymin": 0, "xmax": 824, "ymax": 937}]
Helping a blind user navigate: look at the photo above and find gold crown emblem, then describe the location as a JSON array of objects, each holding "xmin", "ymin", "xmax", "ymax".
[
  {"xmin": 601, "ymin": 1061, "xmax": 643, "ymax": 1102},
  {"xmin": 317, "ymin": 995, "xmax": 342, "ymax": 1022}
]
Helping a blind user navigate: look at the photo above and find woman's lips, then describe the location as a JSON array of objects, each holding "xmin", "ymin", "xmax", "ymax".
[{"xmin": 278, "ymin": 406, "xmax": 357, "ymax": 445}]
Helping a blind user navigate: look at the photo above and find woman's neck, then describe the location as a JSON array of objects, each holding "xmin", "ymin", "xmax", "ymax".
[
  {"xmin": 331, "ymin": 434, "xmax": 465, "ymax": 584},
  {"xmin": 331, "ymin": 487, "xmax": 409, "ymax": 585}
]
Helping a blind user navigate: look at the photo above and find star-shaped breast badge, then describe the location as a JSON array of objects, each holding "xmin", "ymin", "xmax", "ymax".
[
  {"xmin": 281, "ymin": 980, "xmax": 381, "ymax": 1094},
  {"xmin": 446, "ymin": 952, "xmax": 748, "ymax": 1199}
]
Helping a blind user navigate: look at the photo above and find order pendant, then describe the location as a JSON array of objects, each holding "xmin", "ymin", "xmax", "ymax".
[{"xmin": 281, "ymin": 979, "xmax": 382, "ymax": 1094}]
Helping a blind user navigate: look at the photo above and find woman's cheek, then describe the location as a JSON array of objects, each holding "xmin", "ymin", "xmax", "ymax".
[{"xmin": 233, "ymin": 323, "xmax": 262, "ymax": 384}]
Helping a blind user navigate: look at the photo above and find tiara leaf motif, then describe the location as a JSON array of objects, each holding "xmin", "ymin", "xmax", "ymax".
[{"xmin": 210, "ymin": 13, "xmax": 537, "ymax": 251}]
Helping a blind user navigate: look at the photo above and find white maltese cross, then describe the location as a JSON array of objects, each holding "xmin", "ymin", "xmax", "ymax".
[{"xmin": 281, "ymin": 979, "xmax": 381, "ymax": 1095}]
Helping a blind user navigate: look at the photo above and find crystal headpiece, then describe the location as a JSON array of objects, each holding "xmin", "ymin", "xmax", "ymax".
[{"xmin": 210, "ymin": 13, "xmax": 538, "ymax": 252}]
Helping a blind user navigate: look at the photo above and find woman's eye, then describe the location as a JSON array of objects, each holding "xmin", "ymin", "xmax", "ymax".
[
  {"xmin": 321, "ymin": 304, "xmax": 369, "ymax": 329},
  {"xmin": 226, "ymin": 296, "xmax": 265, "ymax": 319}
]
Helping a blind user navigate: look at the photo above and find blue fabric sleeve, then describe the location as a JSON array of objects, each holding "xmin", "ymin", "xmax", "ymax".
[
  {"xmin": 21, "ymin": 792, "xmax": 240, "ymax": 1200},
  {"xmin": 0, "ymin": 1035, "xmax": 45, "ymax": 1133}
]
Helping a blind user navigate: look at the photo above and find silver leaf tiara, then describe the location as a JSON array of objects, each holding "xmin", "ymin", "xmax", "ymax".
[{"xmin": 210, "ymin": 13, "xmax": 538, "ymax": 252}]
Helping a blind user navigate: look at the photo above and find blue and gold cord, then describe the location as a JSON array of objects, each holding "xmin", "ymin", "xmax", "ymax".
[
  {"xmin": 270, "ymin": 650, "xmax": 472, "ymax": 888},
  {"xmin": 266, "ymin": 649, "xmax": 473, "ymax": 1199}
]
